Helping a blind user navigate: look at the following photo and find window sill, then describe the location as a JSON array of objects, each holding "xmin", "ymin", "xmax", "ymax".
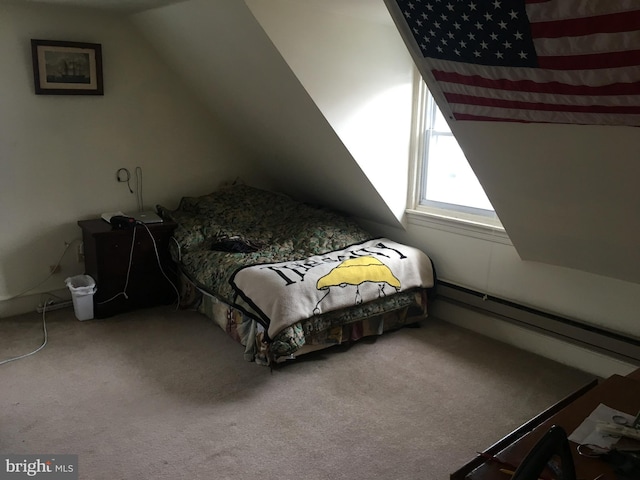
[{"xmin": 405, "ymin": 208, "xmax": 513, "ymax": 245}]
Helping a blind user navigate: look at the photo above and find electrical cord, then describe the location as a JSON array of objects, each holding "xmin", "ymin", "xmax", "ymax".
[
  {"xmin": 97, "ymin": 222, "xmax": 180, "ymax": 308},
  {"xmin": 135, "ymin": 166, "xmax": 144, "ymax": 212},
  {"xmin": 0, "ymin": 301, "xmax": 49, "ymax": 366},
  {"xmin": 1, "ymin": 239, "xmax": 80, "ymax": 302},
  {"xmin": 116, "ymin": 165, "xmax": 144, "ymax": 212},
  {"xmin": 170, "ymin": 236, "xmax": 182, "ymax": 262},
  {"xmin": 1, "ymin": 240, "xmax": 82, "ymax": 366},
  {"xmin": 117, "ymin": 168, "xmax": 134, "ymax": 194},
  {"xmin": 139, "ymin": 222, "xmax": 180, "ymax": 307},
  {"xmin": 97, "ymin": 225, "xmax": 138, "ymax": 304}
]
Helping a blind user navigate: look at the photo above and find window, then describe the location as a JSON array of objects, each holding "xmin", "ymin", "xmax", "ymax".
[{"xmin": 410, "ymin": 80, "xmax": 502, "ymax": 229}]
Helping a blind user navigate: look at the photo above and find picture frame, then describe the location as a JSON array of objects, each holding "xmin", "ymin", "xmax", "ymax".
[{"xmin": 31, "ymin": 39, "xmax": 103, "ymax": 95}]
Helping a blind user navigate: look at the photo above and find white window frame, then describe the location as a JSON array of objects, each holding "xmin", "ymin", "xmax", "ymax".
[{"xmin": 406, "ymin": 73, "xmax": 509, "ymax": 242}]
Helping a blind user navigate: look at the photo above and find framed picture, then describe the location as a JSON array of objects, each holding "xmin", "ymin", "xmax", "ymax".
[{"xmin": 31, "ymin": 39, "xmax": 103, "ymax": 95}]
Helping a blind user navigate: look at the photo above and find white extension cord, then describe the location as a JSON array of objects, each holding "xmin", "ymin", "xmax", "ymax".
[{"xmin": 0, "ymin": 304, "xmax": 49, "ymax": 366}]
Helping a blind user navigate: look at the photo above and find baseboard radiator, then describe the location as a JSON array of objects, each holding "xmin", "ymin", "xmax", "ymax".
[{"xmin": 435, "ymin": 281, "xmax": 640, "ymax": 365}]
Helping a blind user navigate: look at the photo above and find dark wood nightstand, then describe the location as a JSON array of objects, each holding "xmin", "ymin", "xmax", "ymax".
[{"xmin": 78, "ymin": 219, "xmax": 178, "ymax": 318}]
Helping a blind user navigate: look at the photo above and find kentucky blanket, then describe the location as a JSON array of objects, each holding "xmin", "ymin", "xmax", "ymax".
[{"xmin": 229, "ymin": 238, "xmax": 434, "ymax": 339}]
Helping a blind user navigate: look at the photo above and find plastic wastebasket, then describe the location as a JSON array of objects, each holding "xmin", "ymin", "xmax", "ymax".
[{"xmin": 65, "ymin": 275, "xmax": 97, "ymax": 321}]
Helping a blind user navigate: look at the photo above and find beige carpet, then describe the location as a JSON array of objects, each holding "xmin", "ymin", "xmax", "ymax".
[{"xmin": 0, "ymin": 305, "xmax": 595, "ymax": 480}]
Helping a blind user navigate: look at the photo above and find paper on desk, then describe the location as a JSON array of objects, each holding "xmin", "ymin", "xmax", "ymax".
[{"xmin": 568, "ymin": 403, "xmax": 636, "ymax": 448}]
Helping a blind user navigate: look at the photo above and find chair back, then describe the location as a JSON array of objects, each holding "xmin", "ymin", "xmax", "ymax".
[{"xmin": 512, "ymin": 425, "xmax": 576, "ymax": 480}]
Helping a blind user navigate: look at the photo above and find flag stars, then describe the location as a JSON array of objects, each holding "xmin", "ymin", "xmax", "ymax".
[{"xmin": 396, "ymin": 0, "xmax": 535, "ymax": 66}]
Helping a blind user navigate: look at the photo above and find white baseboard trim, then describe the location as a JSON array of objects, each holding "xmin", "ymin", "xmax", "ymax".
[{"xmin": 430, "ymin": 299, "xmax": 638, "ymax": 379}]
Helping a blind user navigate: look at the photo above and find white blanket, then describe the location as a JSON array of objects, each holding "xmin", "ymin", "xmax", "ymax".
[{"xmin": 230, "ymin": 238, "xmax": 434, "ymax": 339}]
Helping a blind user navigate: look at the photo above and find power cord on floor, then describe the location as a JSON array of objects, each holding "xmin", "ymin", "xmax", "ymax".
[
  {"xmin": 0, "ymin": 301, "xmax": 49, "ymax": 366},
  {"xmin": 1, "ymin": 240, "xmax": 81, "ymax": 366}
]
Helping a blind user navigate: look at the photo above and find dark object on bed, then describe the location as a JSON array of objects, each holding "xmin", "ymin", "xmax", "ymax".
[
  {"xmin": 158, "ymin": 184, "xmax": 435, "ymax": 365},
  {"xmin": 210, "ymin": 235, "xmax": 262, "ymax": 253}
]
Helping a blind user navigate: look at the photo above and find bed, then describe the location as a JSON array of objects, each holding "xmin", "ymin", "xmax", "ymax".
[{"xmin": 157, "ymin": 184, "xmax": 436, "ymax": 365}]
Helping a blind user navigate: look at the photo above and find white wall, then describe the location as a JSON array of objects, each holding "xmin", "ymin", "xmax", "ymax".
[
  {"xmin": 358, "ymin": 214, "xmax": 640, "ymax": 376},
  {"xmin": 245, "ymin": 0, "xmax": 415, "ymax": 220},
  {"xmin": 364, "ymin": 215, "xmax": 640, "ymax": 343},
  {"xmin": 454, "ymin": 122, "xmax": 640, "ymax": 285},
  {"xmin": 0, "ymin": 3, "xmax": 264, "ymax": 317},
  {"xmin": 131, "ymin": 0, "xmax": 401, "ymax": 228}
]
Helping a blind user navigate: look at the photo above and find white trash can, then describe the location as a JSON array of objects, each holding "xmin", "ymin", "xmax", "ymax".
[{"xmin": 65, "ymin": 275, "xmax": 97, "ymax": 321}]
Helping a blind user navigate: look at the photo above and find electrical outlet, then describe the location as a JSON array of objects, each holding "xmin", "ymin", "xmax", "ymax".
[
  {"xmin": 50, "ymin": 265, "xmax": 61, "ymax": 274},
  {"xmin": 77, "ymin": 243, "xmax": 85, "ymax": 263}
]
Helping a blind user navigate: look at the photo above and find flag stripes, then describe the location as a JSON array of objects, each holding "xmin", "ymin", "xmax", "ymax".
[{"xmin": 391, "ymin": 0, "xmax": 640, "ymax": 125}]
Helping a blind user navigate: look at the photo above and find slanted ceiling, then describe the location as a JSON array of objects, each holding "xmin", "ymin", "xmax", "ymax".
[
  {"xmin": 383, "ymin": 0, "xmax": 640, "ymax": 284},
  {"xmin": 12, "ymin": 0, "xmax": 640, "ymax": 284},
  {"xmin": 130, "ymin": 0, "xmax": 401, "ymax": 229}
]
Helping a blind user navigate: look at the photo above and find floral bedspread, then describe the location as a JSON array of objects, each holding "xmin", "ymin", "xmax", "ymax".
[{"xmin": 157, "ymin": 184, "xmax": 433, "ymax": 360}]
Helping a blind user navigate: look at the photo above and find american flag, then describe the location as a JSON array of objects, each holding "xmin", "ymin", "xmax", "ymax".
[{"xmin": 389, "ymin": 0, "xmax": 640, "ymax": 126}]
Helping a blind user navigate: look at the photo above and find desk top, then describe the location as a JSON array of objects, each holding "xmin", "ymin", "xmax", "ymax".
[{"xmin": 463, "ymin": 374, "xmax": 640, "ymax": 480}]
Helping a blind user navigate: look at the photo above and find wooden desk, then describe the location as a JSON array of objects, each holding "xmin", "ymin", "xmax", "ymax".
[{"xmin": 452, "ymin": 374, "xmax": 640, "ymax": 479}]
